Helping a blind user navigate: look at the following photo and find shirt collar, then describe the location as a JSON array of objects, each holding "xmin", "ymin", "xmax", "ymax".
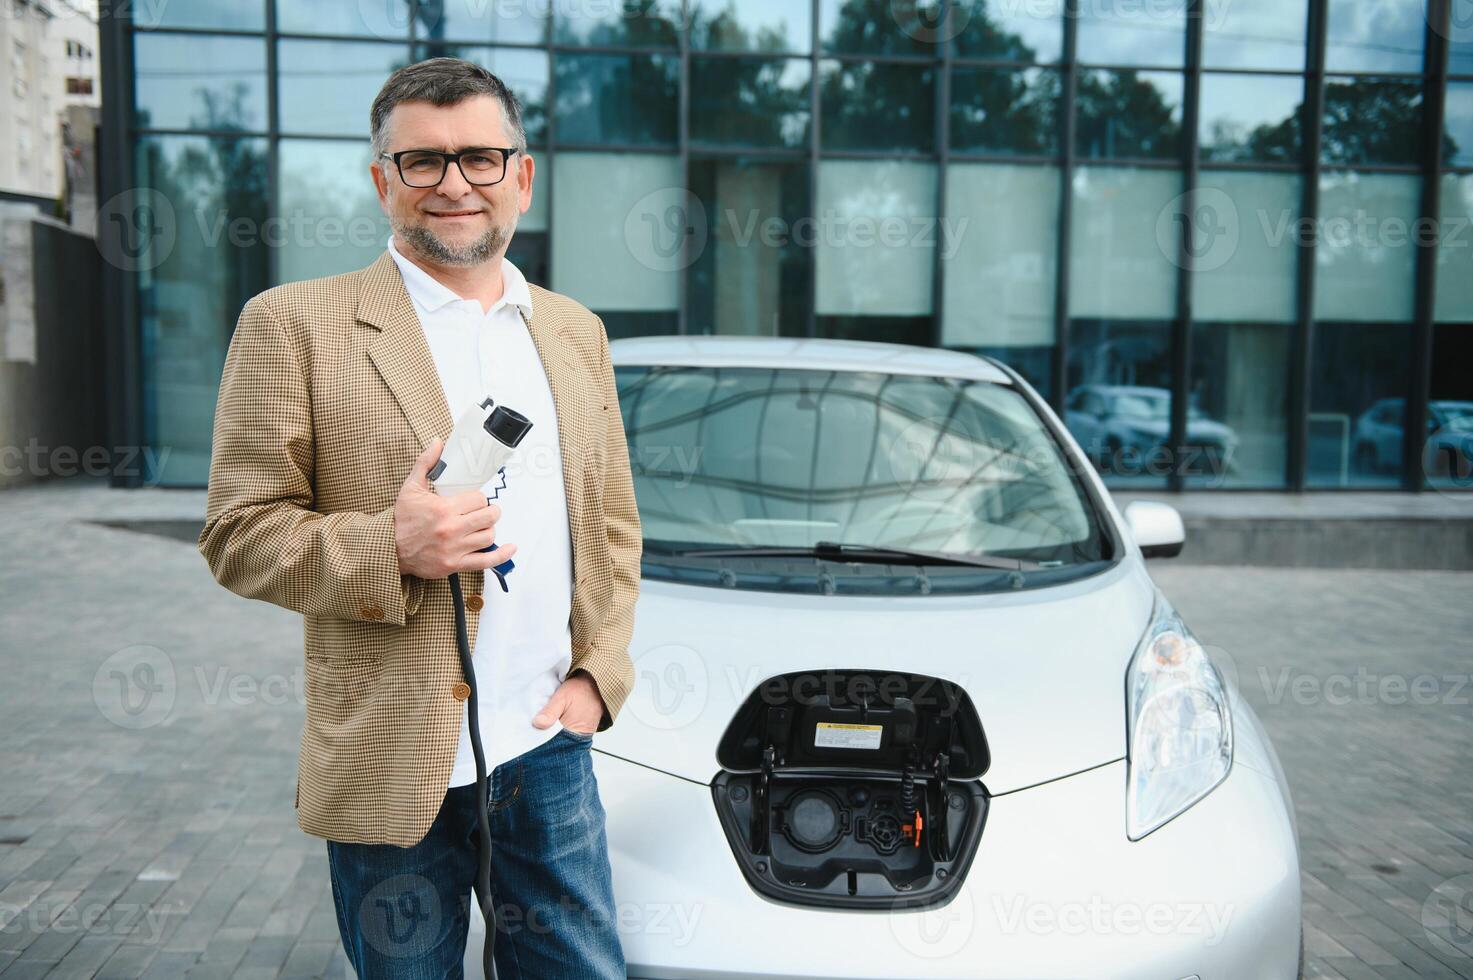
[{"xmin": 386, "ymin": 235, "xmax": 534, "ymax": 320}]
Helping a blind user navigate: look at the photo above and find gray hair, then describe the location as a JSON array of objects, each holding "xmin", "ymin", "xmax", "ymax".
[{"xmin": 369, "ymin": 57, "xmax": 527, "ymax": 160}]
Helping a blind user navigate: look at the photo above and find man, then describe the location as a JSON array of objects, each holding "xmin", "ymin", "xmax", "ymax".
[{"xmin": 198, "ymin": 57, "xmax": 640, "ymax": 979}]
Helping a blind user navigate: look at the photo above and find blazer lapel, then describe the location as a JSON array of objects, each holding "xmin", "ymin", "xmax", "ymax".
[{"xmin": 358, "ymin": 250, "xmax": 455, "ymax": 451}]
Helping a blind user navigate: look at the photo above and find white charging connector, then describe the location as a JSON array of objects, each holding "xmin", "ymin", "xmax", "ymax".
[
  {"xmin": 429, "ymin": 397, "xmax": 533, "ymax": 588},
  {"xmin": 430, "ymin": 397, "xmax": 533, "ymax": 497}
]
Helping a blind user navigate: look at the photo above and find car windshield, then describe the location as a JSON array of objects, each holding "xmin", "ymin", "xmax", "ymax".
[{"xmin": 615, "ymin": 365, "xmax": 1111, "ymax": 593}]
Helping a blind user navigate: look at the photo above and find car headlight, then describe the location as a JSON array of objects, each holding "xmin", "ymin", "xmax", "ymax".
[{"xmin": 1125, "ymin": 599, "xmax": 1233, "ymax": 840}]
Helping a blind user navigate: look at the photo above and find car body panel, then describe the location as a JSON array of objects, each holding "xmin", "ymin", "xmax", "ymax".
[
  {"xmin": 592, "ymin": 559, "xmax": 1154, "ymax": 795},
  {"xmin": 467, "ymin": 703, "xmax": 1300, "ymax": 979}
]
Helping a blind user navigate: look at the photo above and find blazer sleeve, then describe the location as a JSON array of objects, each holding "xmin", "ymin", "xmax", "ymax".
[
  {"xmin": 197, "ymin": 294, "xmax": 425, "ymax": 626},
  {"xmin": 576, "ymin": 315, "xmax": 642, "ymax": 731}
]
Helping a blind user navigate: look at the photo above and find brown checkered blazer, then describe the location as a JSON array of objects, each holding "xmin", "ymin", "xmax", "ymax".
[{"xmin": 198, "ymin": 249, "xmax": 640, "ymax": 847}]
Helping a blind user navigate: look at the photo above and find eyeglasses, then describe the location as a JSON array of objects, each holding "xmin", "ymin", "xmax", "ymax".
[{"xmin": 382, "ymin": 146, "xmax": 519, "ymax": 188}]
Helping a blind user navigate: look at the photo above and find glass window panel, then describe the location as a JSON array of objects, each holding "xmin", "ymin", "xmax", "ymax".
[
  {"xmin": 690, "ymin": 57, "xmax": 811, "ymax": 149},
  {"xmin": 942, "ymin": 163, "xmax": 1058, "ymax": 349},
  {"xmin": 506, "ymin": 231, "xmax": 549, "ymax": 287},
  {"xmin": 1191, "ymin": 170, "xmax": 1301, "ymax": 322},
  {"xmin": 417, "ymin": 0, "xmax": 546, "ymax": 44},
  {"xmin": 814, "ymin": 159, "xmax": 937, "ymax": 341},
  {"xmin": 519, "ymin": 159, "xmax": 549, "ymax": 232},
  {"xmin": 687, "ymin": 159, "xmax": 811, "ymax": 336},
  {"xmin": 553, "ymin": 0, "xmax": 682, "ymax": 47},
  {"xmin": 133, "ymin": 34, "xmax": 267, "ymax": 132},
  {"xmin": 276, "ymin": 140, "xmax": 390, "ymax": 283},
  {"xmin": 819, "ymin": 0, "xmax": 939, "ymax": 55},
  {"xmin": 1075, "ymin": 70, "xmax": 1183, "ymax": 160},
  {"xmin": 1201, "ymin": 0, "xmax": 1307, "ymax": 69},
  {"xmin": 278, "ymin": 40, "xmax": 411, "ymax": 137},
  {"xmin": 415, "ymin": 45, "xmax": 549, "ymax": 144},
  {"xmin": 1435, "ymin": 174, "xmax": 1473, "ymax": 322},
  {"xmin": 1063, "ymin": 321, "xmax": 1172, "ymax": 488},
  {"xmin": 1451, "ymin": 3, "xmax": 1473, "ymax": 75},
  {"xmin": 276, "ymin": 0, "xmax": 411, "ymax": 39},
  {"xmin": 1425, "ymin": 323, "xmax": 1473, "ymax": 490},
  {"xmin": 949, "ymin": 67, "xmax": 1059, "ymax": 155},
  {"xmin": 1313, "ymin": 172, "xmax": 1420, "ymax": 322},
  {"xmin": 1307, "ymin": 323, "xmax": 1410, "ymax": 487},
  {"xmin": 818, "ymin": 61, "xmax": 935, "ymax": 152},
  {"xmin": 1076, "ymin": 0, "xmax": 1186, "ymax": 68},
  {"xmin": 1325, "ymin": 0, "xmax": 1426, "ymax": 73},
  {"xmin": 135, "ymin": 135, "xmax": 271, "ymax": 486},
  {"xmin": 550, "ymin": 152, "xmax": 682, "ymax": 314},
  {"xmin": 951, "ymin": 0, "xmax": 1063, "ymax": 62},
  {"xmin": 1320, "ymin": 76, "xmax": 1425, "ymax": 165},
  {"xmin": 1444, "ymin": 81, "xmax": 1473, "ymax": 168},
  {"xmin": 1068, "ymin": 166, "xmax": 1182, "ymax": 320},
  {"xmin": 1185, "ymin": 322, "xmax": 1291, "ymax": 487},
  {"xmin": 691, "ymin": 0, "xmax": 811, "ymax": 52},
  {"xmin": 1198, "ymin": 73, "xmax": 1304, "ymax": 163},
  {"xmin": 553, "ymin": 53, "xmax": 678, "ymax": 145},
  {"xmin": 138, "ymin": 0, "xmax": 264, "ymax": 31}
]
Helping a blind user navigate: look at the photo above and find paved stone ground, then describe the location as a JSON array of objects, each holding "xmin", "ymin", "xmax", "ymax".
[{"xmin": 0, "ymin": 480, "xmax": 1470, "ymax": 979}]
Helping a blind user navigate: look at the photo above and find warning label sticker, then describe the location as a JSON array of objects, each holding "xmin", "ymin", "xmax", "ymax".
[{"xmin": 814, "ymin": 722, "xmax": 883, "ymax": 751}]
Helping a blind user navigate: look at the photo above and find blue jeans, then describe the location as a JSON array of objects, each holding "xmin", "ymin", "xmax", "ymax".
[{"xmin": 326, "ymin": 727, "xmax": 625, "ymax": 979}]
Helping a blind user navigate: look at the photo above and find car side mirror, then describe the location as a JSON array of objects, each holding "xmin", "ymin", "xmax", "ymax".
[{"xmin": 1123, "ymin": 501, "xmax": 1185, "ymax": 559}]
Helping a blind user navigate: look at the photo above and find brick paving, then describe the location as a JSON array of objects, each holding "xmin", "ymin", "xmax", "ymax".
[{"xmin": 1, "ymin": 480, "xmax": 1470, "ymax": 978}]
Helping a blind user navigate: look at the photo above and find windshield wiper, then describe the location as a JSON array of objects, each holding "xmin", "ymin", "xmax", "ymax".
[{"xmin": 670, "ymin": 540, "xmax": 1040, "ymax": 571}]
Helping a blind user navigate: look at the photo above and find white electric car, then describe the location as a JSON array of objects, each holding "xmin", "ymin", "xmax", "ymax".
[{"xmin": 469, "ymin": 336, "xmax": 1302, "ymax": 979}]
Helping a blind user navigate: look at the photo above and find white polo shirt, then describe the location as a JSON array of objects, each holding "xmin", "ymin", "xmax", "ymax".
[{"xmin": 386, "ymin": 235, "xmax": 575, "ymax": 787}]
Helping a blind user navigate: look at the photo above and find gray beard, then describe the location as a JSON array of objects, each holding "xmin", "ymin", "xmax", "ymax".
[{"xmin": 392, "ymin": 215, "xmax": 514, "ymax": 267}]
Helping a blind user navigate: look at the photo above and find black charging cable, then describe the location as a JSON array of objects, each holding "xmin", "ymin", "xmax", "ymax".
[{"xmin": 448, "ymin": 565, "xmax": 506, "ymax": 980}]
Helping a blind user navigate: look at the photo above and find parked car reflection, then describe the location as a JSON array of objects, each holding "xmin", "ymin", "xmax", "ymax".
[
  {"xmin": 1064, "ymin": 384, "xmax": 1239, "ymax": 479},
  {"xmin": 1352, "ymin": 398, "xmax": 1473, "ymax": 478}
]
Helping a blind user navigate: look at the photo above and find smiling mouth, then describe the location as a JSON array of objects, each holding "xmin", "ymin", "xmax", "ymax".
[{"xmin": 425, "ymin": 209, "xmax": 484, "ymax": 218}]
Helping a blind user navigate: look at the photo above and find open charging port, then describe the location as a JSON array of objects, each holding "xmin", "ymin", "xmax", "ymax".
[{"xmin": 711, "ymin": 669, "xmax": 990, "ymax": 910}]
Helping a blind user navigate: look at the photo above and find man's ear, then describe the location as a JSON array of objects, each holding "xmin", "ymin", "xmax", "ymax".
[
  {"xmin": 371, "ymin": 157, "xmax": 391, "ymax": 213},
  {"xmin": 518, "ymin": 152, "xmax": 535, "ymax": 216}
]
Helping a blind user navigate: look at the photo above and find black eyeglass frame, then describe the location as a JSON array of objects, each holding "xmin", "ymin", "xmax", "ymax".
[{"xmin": 381, "ymin": 146, "xmax": 521, "ymax": 188}]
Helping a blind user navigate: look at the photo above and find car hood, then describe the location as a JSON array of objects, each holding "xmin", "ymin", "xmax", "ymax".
[{"xmin": 594, "ymin": 560, "xmax": 1157, "ymax": 794}]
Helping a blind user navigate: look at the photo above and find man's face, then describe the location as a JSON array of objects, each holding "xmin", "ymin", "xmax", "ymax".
[{"xmin": 371, "ymin": 94, "xmax": 534, "ymax": 267}]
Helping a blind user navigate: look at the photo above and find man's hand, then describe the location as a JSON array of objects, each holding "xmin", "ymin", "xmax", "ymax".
[
  {"xmin": 395, "ymin": 438, "xmax": 518, "ymax": 579},
  {"xmin": 533, "ymin": 670, "xmax": 606, "ymax": 734}
]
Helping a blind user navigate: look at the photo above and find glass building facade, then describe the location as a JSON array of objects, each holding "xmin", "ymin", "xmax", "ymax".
[{"xmin": 98, "ymin": 0, "xmax": 1473, "ymax": 491}]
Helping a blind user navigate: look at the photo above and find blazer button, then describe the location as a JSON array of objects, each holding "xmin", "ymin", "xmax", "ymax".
[
  {"xmin": 361, "ymin": 604, "xmax": 384, "ymax": 620},
  {"xmin": 465, "ymin": 594, "xmax": 484, "ymax": 612},
  {"xmin": 452, "ymin": 682, "xmax": 471, "ymax": 701}
]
